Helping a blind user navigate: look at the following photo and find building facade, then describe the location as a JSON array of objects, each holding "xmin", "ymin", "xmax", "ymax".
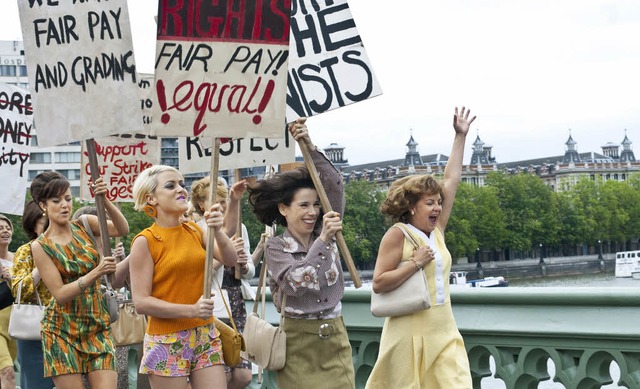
[{"xmin": 330, "ymin": 130, "xmax": 639, "ymax": 192}]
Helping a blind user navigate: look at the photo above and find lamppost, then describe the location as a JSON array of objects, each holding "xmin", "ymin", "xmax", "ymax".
[
  {"xmin": 476, "ymin": 247, "xmax": 484, "ymax": 278},
  {"xmin": 539, "ymin": 243, "xmax": 547, "ymax": 276},
  {"xmin": 598, "ymin": 239, "xmax": 603, "ymax": 260}
]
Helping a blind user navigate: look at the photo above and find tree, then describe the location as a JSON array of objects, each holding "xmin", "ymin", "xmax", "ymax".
[{"xmin": 342, "ymin": 180, "xmax": 387, "ymax": 268}]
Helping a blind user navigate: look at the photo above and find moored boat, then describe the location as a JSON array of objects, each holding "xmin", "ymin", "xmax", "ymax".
[
  {"xmin": 450, "ymin": 271, "xmax": 509, "ymax": 288},
  {"xmin": 614, "ymin": 250, "xmax": 640, "ymax": 277}
]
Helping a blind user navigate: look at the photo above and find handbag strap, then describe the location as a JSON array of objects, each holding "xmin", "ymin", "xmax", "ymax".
[
  {"xmin": 213, "ymin": 275, "xmax": 239, "ymax": 334},
  {"xmin": 16, "ymin": 279, "xmax": 42, "ymax": 307},
  {"xmin": 395, "ymin": 223, "xmax": 422, "ymax": 250},
  {"xmin": 252, "ymin": 237, "xmax": 286, "ymax": 321}
]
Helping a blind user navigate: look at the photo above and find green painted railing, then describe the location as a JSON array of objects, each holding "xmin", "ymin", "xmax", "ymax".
[{"xmin": 248, "ymin": 287, "xmax": 640, "ymax": 389}]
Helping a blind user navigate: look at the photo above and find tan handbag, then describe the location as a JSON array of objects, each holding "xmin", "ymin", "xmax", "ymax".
[
  {"xmin": 370, "ymin": 223, "xmax": 431, "ymax": 317},
  {"xmin": 111, "ymin": 285, "xmax": 147, "ymax": 346},
  {"xmin": 242, "ymin": 260, "xmax": 286, "ymax": 371},
  {"xmin": 213, "ymin": 277, "xmax": 246, "ymax": 367}
]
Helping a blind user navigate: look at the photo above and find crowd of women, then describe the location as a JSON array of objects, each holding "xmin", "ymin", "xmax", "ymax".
[{"xmin": 0, "ymin": 107, "xmax": 476, "ymax": 389}]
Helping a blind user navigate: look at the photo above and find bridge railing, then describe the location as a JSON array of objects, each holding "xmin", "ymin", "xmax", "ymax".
[{"xmin": 248, "ymin": 287, "xmax": 640, "ymax": 389}]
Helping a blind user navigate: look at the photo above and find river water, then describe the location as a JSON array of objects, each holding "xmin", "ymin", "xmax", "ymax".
[
  {"xmin": 507, "ymin": 271, "xmax": 640, "ymax": 287},
  {"xmin": 481, "ymin": 271, "xmax": 637, "ymax": 388}
]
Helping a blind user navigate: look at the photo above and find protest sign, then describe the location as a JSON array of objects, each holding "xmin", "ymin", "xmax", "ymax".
[
  {"xmin": 286, "ymin": 0, "xmax": 382, "ymax": 122},
  {"xmin": 18, "ymin": 0, "xmax": 141, "ymax": 147},
  {"xmin": 0, "ymin": 83, "xmax": 33, "ymax": 215},
  {"xmin": 151, "ymin": 0, "xmax": 291, "ymax": 140},
  {"xmin": 179, "ymin": 125, "xmax": 295, "ymax": 174},
  {"xmin": 79, "ymin": 134, "xmax": 160, "ymax": 202},
  {"xmin": 138, "ymin": 73, "xmax": 154, "ymax": 131}
]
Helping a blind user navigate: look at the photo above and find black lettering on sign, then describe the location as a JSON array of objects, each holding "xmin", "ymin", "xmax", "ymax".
[
  {"xmin": 155, "ymin": 42, "xmax": 213, "ymax": 72},
  {"xmin": 87, "ymin": 8, "xmax": 123, "ymax": 42},
  {"xmin": 33, "ymin": 16, "xmax": 79, "ymax": 48},
  {"xmin": 0, "ymin": 147, "xmax": 30, "ymax": 176},
  {"xmin": 286, "ymin": 50, "xmax": 374, "ymax": 117}
]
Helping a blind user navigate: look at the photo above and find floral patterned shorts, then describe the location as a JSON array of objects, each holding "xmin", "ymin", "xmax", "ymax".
[{"xmin": 139, "ymin": 323, "xmax": 224, "ymax": 377}]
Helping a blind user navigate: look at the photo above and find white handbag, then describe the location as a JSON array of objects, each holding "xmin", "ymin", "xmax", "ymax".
[
  {"xmin": 370, "ymin": 223, "xmax": 431, "ymax": 317},
  {"xmin": 242, "ymin": 259, "xmax": 286, "ymax": 371},
  {"xmin": 8, "ymin": 280, "xmax": 45, "ymax": 340}
]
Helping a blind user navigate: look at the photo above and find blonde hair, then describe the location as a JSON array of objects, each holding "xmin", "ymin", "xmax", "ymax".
[
  {"xmin": 380, "ymin": 175, "xmax": 443, "ymax": 223},
  {"xmin": 190, "ymin": 176, "xmax": 229, "ymax": 216},
  {"xmin": 0, "ymin": 214, "xmax": 12, "ymax": 230},
  {"xmin": 132, "ymin": 165, "xmax": 182, "ymax": 211}
]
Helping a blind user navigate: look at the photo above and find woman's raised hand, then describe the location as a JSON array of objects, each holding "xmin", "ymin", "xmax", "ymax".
[
  {"xmin": 319, "ymin": 211, "xmax": 342, "ymax": 243},
  {"xmin": 453, "ymin": 106, "xmax": 476, "ymax": 136},
  {"xmin": 288, "ymin": 118, "xmax": 313, "ymax": 149},
  {"xmin": 204, "ymin": 203, "xmax": 224, "ymax": 232}
]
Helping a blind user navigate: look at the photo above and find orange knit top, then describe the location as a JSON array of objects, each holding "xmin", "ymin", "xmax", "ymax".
[{"xmin": 133, "ymin": 221, "xmax": 213, "ymax": 335}]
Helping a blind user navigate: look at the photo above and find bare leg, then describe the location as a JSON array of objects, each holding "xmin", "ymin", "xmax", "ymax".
[
  {"xmin": 190, "ymin": 365, "xmax": 227, "ymax": 389},
  {"xmin": 227, "ymin": 367, "xmax": 252, "ymax": 389},
  {"xmin": 86, "ymin": 370, "xmax": 118, "ymax": 389},
  {"xmin": 148, "ymin": 375, "xmax": 190, "ymax": 389},
  {"xmin": 52, "ymin": 373, "xmax": 85, "ymax": 389}
]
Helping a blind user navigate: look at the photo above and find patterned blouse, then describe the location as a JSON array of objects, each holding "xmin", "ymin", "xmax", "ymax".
[{"xmin": 265, "ymin": 147, "xmax": 346, "ymax": 319}]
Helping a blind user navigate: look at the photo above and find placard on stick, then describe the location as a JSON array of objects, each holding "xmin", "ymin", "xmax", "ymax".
[
  {"xmin": 152, "ymin": 1, "xmax": 292, "ymax": 140},
  {"xmin": 18, "ymin": 0, "xmax": 141, "ymax": 147},
  {"xmin": 286, "ymin": 0, "xmax": 382, "ymax": 122},
  {"xmin": 0, "ymin": 83, "xmax": 33, "ymax": 216}
]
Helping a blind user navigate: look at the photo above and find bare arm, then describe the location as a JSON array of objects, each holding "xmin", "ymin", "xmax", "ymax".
[
  {"xmin": 201, "ymin": 204, "xmax": 238, "ymax": 267},
  {"xmin": 86, "ymin": 177, "xmax": 129, "ymax": 238},
  {"xmin": 439, "ymin": 106, "xmax": 475, "ymax": 231},
  {"xmin": 371, "ymin": 227, "xmax": 434, "ymax": 294},
  {"xmin": 32, "ymin": 241, "xmax": 116, "ymax": 305},
  {"xmin": 222, "ymin": 180, "xmax": 247, "ymax": 238}
]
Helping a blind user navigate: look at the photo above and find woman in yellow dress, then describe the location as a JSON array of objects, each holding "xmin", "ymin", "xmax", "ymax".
[{"xmin": 366, "ymin": 107, "xmax": 476, "ymax": 389}]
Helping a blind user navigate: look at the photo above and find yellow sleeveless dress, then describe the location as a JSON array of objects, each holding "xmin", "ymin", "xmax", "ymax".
[{"xmin": 366, "ymin": 224, "xmax": 471, "ymax": 389}]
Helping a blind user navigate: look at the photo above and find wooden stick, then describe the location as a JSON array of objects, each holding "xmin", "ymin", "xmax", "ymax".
[
  {"xmin": 234, "ymin": 168, "xmax": 242, "ymax": 280},
  {"xmin": 85, "ymin": 139, "xmax": 114, "ymax": 285},
  {"xmin": 203, "ymin": 138, "xmax": 221, "ymax": 299},
  {"xmin": 297, "ymin": 141, "xmax": 362, "ymax": 288}
]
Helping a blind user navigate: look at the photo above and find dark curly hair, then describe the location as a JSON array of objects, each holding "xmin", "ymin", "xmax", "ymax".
[
  {"xmin": 247, "ymin": 167, "xmax": 317, "ymax": 227},
  {"xmin": 30, "ymin": 171, "xmax": 70, "ymax": 206},
  {"xmin": 380, "ymin": 175, "xmax": 443, "ymax": 223},
  {"xmin": 22, "ymin": 200, "xmax": 48, "ymax": 240}
]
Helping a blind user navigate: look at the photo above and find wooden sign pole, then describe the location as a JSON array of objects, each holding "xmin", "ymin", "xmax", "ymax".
[
  {"xmin": 297, "ymin": 141, "xmax": 362, "ymax": 288},
  {"xmin": 234, "ymin": 168, "xmax": 242, "ymax": 280},
  {"xmin": 203, "ymin": 138, "xmax": 221, "ymax": 299},
  {"xmin": 85, "ymin": 139, "xmax": 114, "ymax": 284}
]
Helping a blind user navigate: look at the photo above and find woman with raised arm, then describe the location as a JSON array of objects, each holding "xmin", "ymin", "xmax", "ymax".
[
  {"xmin": 128, "ymin": 165, "xmax": 238, "ymax": 389},
  {"xmin": 30, "ymin": 171, "xmax": 129, "ymax": 389},
  {"xmin": 190, "ymin": 176, "xmax": 254, "ymax": 388},
  {"xmin": 247, "ymin": 118, "xmax": 355, "ymax": 388},
  {"xmin": 366, "ymin": 107, "xmax": 476, "ymax": 389}
]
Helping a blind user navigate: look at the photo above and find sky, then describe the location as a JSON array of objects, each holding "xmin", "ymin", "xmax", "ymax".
[{"xmin": 2, "ymin": 0, "xmax": 639, "ymax": 166}]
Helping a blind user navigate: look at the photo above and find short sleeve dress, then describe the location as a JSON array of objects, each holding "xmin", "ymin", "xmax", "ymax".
[
  {"xmin": 37, "ymin": 220, "xmax": 115, "ymax": 377},
  {"xmin": 365, "ymin": 224, "xmax": 471, "ymax": 389}
]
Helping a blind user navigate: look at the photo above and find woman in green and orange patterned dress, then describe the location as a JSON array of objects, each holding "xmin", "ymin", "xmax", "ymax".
[{"xmin": 30, "ymin": 171, "xmax": 129, "ymax": 389}]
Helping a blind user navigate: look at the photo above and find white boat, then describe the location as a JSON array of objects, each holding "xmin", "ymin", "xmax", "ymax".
[
  {"xmin": 449, "ymin": 271, "xmax": 509, "ymax": 288},
  {"xmin": 614, "ymin": 250, "xmax": 640, "ymax": 277},
  {"xmin": 632, "ymin": 272, "xmax": 640, "ymax": 280}
]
